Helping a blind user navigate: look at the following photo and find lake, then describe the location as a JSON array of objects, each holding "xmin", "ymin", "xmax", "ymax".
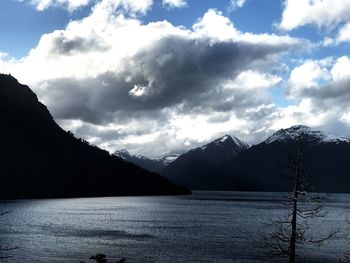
[{"xmin": 0, "ymin": 191, "xmax": 350, "ymax": 262}]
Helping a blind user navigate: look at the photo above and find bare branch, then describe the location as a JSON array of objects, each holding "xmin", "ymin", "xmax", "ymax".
[{"xmin": 265, "ymin": 134, "xmax": 336, "ymax": 262}]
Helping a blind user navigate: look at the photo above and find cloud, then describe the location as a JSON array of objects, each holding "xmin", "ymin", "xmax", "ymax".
[
  {"xmin": 321, "ymin": 22, "xmax": 350, "ymax": 46},
  {"xmin": 278, "ymin": 0, "xmax": 350, "ymax": 31},
  {"xmin": 228, "ymin": 0, "xmax": 246, "ymax": 11},
  {"xmin": 287, "ymin": 59, "xmax": 331, "ymax": 98},
  {"xmin": 1, "ymin": 4, "xmax": 306, "ymax": 156},
  {"xmin": 287, "ymin": 56, "xmax": 350, "ymax": 100},
  {"xmin": 336, "ymin": 22, "xmax": 350, "ymax": 43},
  {"xmin": 162, "ymin": 0, "xmax": 187, "ymax": 9},
  {"xmin": 273, "ymin": 56, "xmax": 350, "ymax": 140},
  {"xmin": 20, "ymin": 0, "xmax": 90, "ymax": 11},
  {"xmin": 20, "ymin": 0, "xmax": 153, "ymax": 13}
]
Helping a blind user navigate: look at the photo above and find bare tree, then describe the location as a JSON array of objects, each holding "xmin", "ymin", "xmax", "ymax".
[{"xmin": 265, "ymin": 136, "xmax": 336, "ymax": 263}]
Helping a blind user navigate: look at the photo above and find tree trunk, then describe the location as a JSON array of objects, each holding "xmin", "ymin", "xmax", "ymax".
[{"xmin": 289, "ymin": 143, "xmax": 301, "ymax": 263}]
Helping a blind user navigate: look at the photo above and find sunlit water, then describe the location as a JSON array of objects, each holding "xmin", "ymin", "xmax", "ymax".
[{"xmin": 0, "ymin": 191, "xmax": 350, "ymax": 262}]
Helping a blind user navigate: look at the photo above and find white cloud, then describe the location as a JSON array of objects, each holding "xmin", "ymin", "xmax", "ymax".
[
  {"xmin": 0, "ymin": 4, "xmax": 307, "ymax": 156},
  {"xmin": 278, "ymin": 0, "xmax": 350, "ymax": 31},
  {"xmin": 288, "ymin": 60, "xmax": 331, "ymax": 98},
  {"xmin": 321, "ymin": 22, "xmax": 350, "ymax": 46},
  {"xmin": 225, "ymin": 70, "xmax": 282, "ymax": 90},
  {"xmin": 193, "ymin": 9, "xmax": 240, "ymax": 41},
  {"xmin": 21, "ymin": 0, "xmax": 90, "ymax": 11},
  {"xmin": 277, "ymin": 56, "xmax": 350, "ymax": 141},
  {"xmin": 0, "ymin": 52, "xmax": 8, "ymax": 59},
  {"xmin": 193, "ymin": 9, "xmax": 302, "ymax": 47},
  {"xmin": 20, "ymin": 0, "xmax": 153, "ymax": 13},
  {"xmin": 162, "ymin": 0, "xmax": 187, "ymax": 9},
  {"xmin": 330, "ymin": 56, "xmax": 350, "ymax": 81},
  {"xmin": 336, "ymin": 22, "xmax": 350, "ymax": 43},
  {"xmin": 322, "ymin": 37, "xmax": 335, "ymax": 47},
  {"xmin": 270, "ymin": 99, "xmax": 337, "ymax": 131},
  {"xmin": 228, "ymin": 0, "xmax": 246, "ymax": 11}
]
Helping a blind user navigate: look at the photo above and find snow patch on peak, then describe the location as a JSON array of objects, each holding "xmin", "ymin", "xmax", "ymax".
[
  {"xmin": 264, "ymin": 125, "xmax": 350, "ymax": 144},
  {"xmin": 220, "ymin": 135, "xmax": 231, "ymax": 143},
  {"xmin": 114, "ymin": 149, "xmax": 131, "ymax": 159},
  {"xmin": 159, "ymin": 154, "xmax": 179, "ymax": 165},
  {"xmin": 201, "ymin": 134, "xmax": 249, "ymax": 151},
  {"xmin": 212, "ymin": 135, "xmax": 233, "ymax": 147},
  {"xmin": 232, "ymin": 136, "xmax": 250, "ymax": 149}
]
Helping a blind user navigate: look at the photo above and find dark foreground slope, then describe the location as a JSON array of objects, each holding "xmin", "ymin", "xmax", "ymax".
[{"xmin": 0, "ymin": 74, "xmax": 190, "ymax": 199}]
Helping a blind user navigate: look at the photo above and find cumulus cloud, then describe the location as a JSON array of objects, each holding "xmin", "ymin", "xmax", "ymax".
[
  {"xmin": 322, "ymin": 22, "xmax": 350, "ymax": 46},
  {"xmin": 275, "ymin": 56, "xmax": 350, "ymax": 140},
  {"xmin": 287, "ymin": 56, "xmax": 350, "ymax": 100},
  {"xmin": 162, "ymin": 0, "xmax": 187, "ymax": 9},
  {"xmin": 1, "ymin": 3, "xmax": 306, "ymax": 156},
  {"xmin": 278, "ymin": 0, "xmax": 350, "ymax": 31},
  {"xmin": 287, "ymin": 60, "xmax": 331, "ymax": 98},
  {"xmin": 336, "ymin": 22, "xmax": 350, "ymax": 43}
]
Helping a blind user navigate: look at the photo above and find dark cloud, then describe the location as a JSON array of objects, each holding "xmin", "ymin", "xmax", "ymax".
[
  {"xmin": 309, "ymin": 78, "xmax": 350, "ymax": 101},
  {"xmin": 287, "ymin": 75, "xmax": 350, "ymax": 118},
  {"xmin": 40, "ymin": 35, "xmax": 297, "ymax": 125},
  {"xmin": 50, "ymin": 33, "xmax": 109, "ymax": 55}
]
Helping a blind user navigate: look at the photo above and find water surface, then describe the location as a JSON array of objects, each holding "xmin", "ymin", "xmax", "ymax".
[{"xmin": 0, "ymin": 191, "xmax": 349, "ymax": 262}]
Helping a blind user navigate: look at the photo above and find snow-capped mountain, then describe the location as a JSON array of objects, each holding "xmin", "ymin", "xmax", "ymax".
[
  {"xmin": 161, "ymin": 135, "xmax": 249, "ymax": 189},
  {"xmin": 201, "ymin": 134, "xmax": 249, "ymax": 152},
  {"xmin": 229, "ymin": 125, "xmax": 350, "ymax": 192},
  {"xmin": 114, "ymin": 149, "xmax": 131, "ymax": 159},
  {"xmin": 161, "ymin": 125, "xmax": 350, "ymax": 192},
  {"xmin": 114, "ymin": 150, "xmax": 179, "ymax": 173},
  {"xmin": 264, "ymin": 125, "xmax": 350, "ymax": 144}
]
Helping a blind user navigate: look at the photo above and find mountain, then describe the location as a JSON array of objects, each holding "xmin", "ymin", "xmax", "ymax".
[
  {"xmin": 114, "ymin": 149, "xmax": 179, "ymax": 173},
  {"xmin": 263, "ymin": 125, "xmax": 350, "ymax": 144},
  {"xmin": 161, "ymin": 125, "xmax": 350, "ymax": 193},
  {"xmin": 0, "ymin": 74, "xmax": 190, "ymax": 199},
  {"xmin": 159, "ymin": 153, "xmax": 180, "ymax": 165},
  {"xmin": 114, "ymin": 150, "xmax": 176, "ymax": 173},
  {"xmin": 230, "ymin": 125, "xmax": 350, "ymax": 192},
  {"xmin": 161, "ymin": 135, "xmax": 249, "ymax": 189}
]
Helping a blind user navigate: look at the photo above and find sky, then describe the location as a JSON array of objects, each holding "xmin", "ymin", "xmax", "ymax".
[{"xmin": 1, "ymin": 0, "xmax": 350, "ymax": 157}]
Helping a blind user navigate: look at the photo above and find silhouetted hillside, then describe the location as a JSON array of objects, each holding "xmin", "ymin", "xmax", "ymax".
[{"xmin": 0, "ymin": 74, "xmax": 190, "ymax": 199}]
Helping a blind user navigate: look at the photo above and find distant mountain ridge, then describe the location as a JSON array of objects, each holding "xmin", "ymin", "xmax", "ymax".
[
  {"xmin": 161, "ymin": 134, "xmax": 249, "ymax": 190},
  {"xmin": 0, "ymin": 74, "xmax": 190, "ymax": 199},
  {"xmin": 160, "ymin": 125, "xmax": 350, "ymax": 192},
  {"xmin": 114, "ymin": 149, "xmax": 179, "ymax": 173},
  {"xmin": 264, "ymin": 125, "xmax": 350, "ymax": 144}
]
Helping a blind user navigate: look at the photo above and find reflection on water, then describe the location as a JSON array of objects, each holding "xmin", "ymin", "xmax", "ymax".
[{"xmin": 0, "ymin": 191, "xmax": 350, "ymax": 262}]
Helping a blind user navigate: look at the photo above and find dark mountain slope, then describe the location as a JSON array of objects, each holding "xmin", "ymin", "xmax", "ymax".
[
  {"xmin": 230, "ymin": 125, "xmax": 350, "ymax": 192},
  {"xmin": 114, "ymin": 149, "xmax": 179, "ymax": 173},
  {"xmin": 0, "ymin": 74, "xmax": 190, "ymax": 199},
  {"xmin": 161, "ymin": 125, "xmax": 350, "ymax": 193},
  {"xmin": 161, "ymin": 135, "xmax": 249, "ymax": 189}
]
